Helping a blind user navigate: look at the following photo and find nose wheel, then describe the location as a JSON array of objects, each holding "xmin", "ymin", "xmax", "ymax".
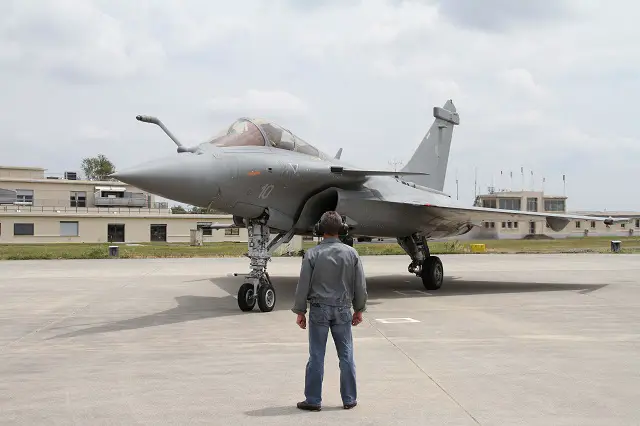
[
  {"xmin": 234, "ymin": 213, "xmax": 285, "ymax": 313},
  {"xmin": 237, "ymin": 283, "xmax": 256, "ymax": 311},
  {"xmin": 257, "ymin": 284, "xmax": 276, "ymax": 312},
  {"xmin": 237, "ymin": 278, "xmax": 276, "ymax": 312}
]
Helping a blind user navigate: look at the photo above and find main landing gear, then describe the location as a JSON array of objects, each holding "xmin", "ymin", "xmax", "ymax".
[
  {"xmin": 236, "ymin": 213, "xmax": 295, "ymax": 313},
  {"xmin": 397, "ymin": 234, "xmax": 444, "ymax": 291}
]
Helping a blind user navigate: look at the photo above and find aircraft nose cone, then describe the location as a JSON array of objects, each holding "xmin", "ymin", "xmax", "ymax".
[{"xmin": 113, "ymin": 154, "xmax": 221, "ymax": 206}]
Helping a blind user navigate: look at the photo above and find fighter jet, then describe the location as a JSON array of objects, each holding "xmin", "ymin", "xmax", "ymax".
[{"xmin": 113, "ymin": 100, "xmax": 618, "ymax": 313}]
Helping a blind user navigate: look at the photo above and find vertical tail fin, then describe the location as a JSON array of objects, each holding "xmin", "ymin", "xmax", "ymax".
[{"xmin": 401, "ymin": 100, "xmax": 459, "ymax": 191}]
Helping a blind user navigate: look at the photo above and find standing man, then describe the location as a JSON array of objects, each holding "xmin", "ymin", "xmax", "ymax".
[{"xmin": 292, "ymin": 211, "xmax": 368, "ymax": 411}]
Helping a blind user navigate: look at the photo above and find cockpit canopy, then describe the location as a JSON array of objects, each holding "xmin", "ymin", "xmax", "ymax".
[{"xmin": 204, "ymin": 118, "xmax": 328, "ymax": 159}]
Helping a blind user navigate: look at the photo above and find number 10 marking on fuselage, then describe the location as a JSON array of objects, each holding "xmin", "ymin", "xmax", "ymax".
[{"xmin": 258, "ymin": 184, "xmax": 274, "ymax": 199}]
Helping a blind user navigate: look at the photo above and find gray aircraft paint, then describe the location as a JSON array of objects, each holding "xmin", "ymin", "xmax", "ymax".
[
  {"xmin": 401, "ymin": 99, "xmax": 458, "ymax": 192},
  {"xmin": 114, "ymin": 100, "xmax": 619, "ymax": 240}
]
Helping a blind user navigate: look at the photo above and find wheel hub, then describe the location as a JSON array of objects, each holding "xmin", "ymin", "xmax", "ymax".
[
  {"xmin": 435, "ymin": 264, "xmax": 443, "ymax": 283},
  {"xmin": 265, "ymin": 288, "xmax": 275, "ymax": 307}
]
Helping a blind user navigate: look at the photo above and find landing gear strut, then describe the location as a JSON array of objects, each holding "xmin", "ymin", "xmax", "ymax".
[
  {"xmin": 236, "ymin": 212, "xmax": 294, "ymax": 312},
  {"xmin": 397, "ymin": 234, "xmax": 444, "ymax": 291}
]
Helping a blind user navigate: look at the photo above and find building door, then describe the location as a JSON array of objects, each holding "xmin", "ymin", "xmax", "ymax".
[
  {"xmin": 150, "ymin": 224, "xmax": 167, "ymax": 242},
  {"xmin": 108, "ymin": 224, "xmax": 125, "ymax": 242},
  {"xmin": 529, "ymin": 221, "xmax": 536, "ymax": 235}
]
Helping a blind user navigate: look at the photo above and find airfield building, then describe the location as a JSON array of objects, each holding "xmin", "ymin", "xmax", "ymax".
[
  {"xmin": 0, "ymin": 165, "xmax": 265, "ymax": 245},
  {"xmin": 473, "ymin": 189, "xmax": 640, "ymax": 239}
]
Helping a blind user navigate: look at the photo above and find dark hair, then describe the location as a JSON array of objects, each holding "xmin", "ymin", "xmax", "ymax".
[{"xmin": 319, "ymin": 211, "xmax": 343, "ymax": 235}]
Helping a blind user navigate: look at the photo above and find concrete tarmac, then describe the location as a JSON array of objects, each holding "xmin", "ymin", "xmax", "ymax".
[{"xmin": 1, "ymin": 254, "xmax": 639, "ymax": 425}]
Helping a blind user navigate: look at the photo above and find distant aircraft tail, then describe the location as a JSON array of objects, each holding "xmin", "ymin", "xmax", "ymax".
[{"xmin": 400, "ymin": 100, "xmax": 459, "ymax": 191}]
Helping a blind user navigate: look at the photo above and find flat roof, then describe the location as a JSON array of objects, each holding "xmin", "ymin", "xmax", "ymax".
[
  {"xmin": 478, "ymin": 192, "xmax": 567, "ymax": 199},
  {"xmin": 0, "ymin": 177, "xmax": 127, "ymax": 186},
  {"xmin": 0, "ymin": 165, "xmax": 46, "ymax": 171}
]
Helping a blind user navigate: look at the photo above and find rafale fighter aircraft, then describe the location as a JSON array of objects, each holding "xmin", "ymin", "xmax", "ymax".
[{"xmin": 113, "ymin": 100, "xmax": 617, "ymax": 313}]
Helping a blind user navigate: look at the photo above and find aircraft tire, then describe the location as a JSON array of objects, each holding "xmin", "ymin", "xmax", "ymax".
[
  {"xmin": 421, "ymin": 256, "xmax": 444, "ymax": 291},
  {"xmin": 257, "ymin": 285, "xmax": 276, "ymax": 312},
  {"xmin": 238, "ymin": 283, "xmax": 256, "ymax": 311}
]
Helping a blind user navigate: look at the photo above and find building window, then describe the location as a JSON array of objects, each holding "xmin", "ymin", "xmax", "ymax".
[
  {"xmin": 16, "ymin": 189, "xmax": 34, "ymax": 205},
  {"xmin": 482, "ymin": 199, "xmax": 497, "ymax": 209},
  {"xmin": 591, "ymin": 221, "xmax": 596, "ymax": 229},
  {"xmin": 107, "ymin": 224, "xmax": 125, "ymax": 242},
  {"xmin": 526, "ymin": 198, "xmax": 538, "ymax": 212},
  {"xmin": 60, "ymin": 221, "xmax": 78, "ymax": 236},
  {"xmin": 14, "ymin": 223, "xmax": 34, "ymax": 235},
  {"xmin": 621, "ymin": 223, "xmax": 625, "ymax": 228},
  {"xmin": 197, "ymin": 224, "xmax": 213, "ymax": 236},
  {"xmin": 507, "ymin": 221, "xmax": 513, "ymax": 229},
  {"xmin": 635, "ymin": 219, "xmax": 639, "ymax": 228},
  {"xmin": 502, "ymin": 222, "xmax": 506, "ymax": 228},
  {"xmin": 225, "ymin": 228, "xmax": 240, "ymax": 236},
  {"xmin": 150, "ymin": 224, "xmax": 167, "ymax": 242},
  {"xmin": 490, "ymin": 222, "xmax": 495, "ymax": 228},
  {"xmin": 514, "ymin": 222, "xmax": 518, "ymax": 228},
  {"xmin": 576, "ymin": 221, "xmax": 581, "ymax": 228},
  {"xmin": 70, "ymin": 191, "xmax": 86, "ymax": 207},
  {"xmin": 499, "ymin": 198, "xmax": 521, "ymax": 210},
  {"xmin": 544, "ymin": 199, "xmax": 565, "ymax": 212}
]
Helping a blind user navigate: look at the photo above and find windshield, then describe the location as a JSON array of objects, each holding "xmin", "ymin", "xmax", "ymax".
[
  {"xmin": 206, "ymin": 118, "xmax": 326, "ymax": 158},
  {"xmin": 208, "ymin": 119, "xmax": 265, "ymax": 147}
]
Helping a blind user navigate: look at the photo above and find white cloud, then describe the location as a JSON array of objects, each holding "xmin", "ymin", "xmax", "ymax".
[
  {"xmin": 501, "ymin": 68, "xmax": 549, "ymax": 100},
  {"xmin": 76, "ymin": 125, "xmax": 112, "ymax": 141},
  {"xmin": 0, "ymin": 0, "xmax": 165, "ymax": 82},
  {"xmin": 0, "ymin": 0, "xmax": 638, "ymax": 210},
  {"xmin": 206, "ymin": 90, "xmax": 310, "ymax": 117}
]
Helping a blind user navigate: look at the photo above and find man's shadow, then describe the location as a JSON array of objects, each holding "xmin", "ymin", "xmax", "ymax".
[{"xmin": 244, "ymin": 406, "xmax": 343, "ymax": 416}]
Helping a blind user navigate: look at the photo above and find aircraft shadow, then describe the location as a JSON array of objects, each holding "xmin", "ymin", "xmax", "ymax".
[{"xmin": 50, "ymin": 275, "xmax": 606, "ymax": 340}]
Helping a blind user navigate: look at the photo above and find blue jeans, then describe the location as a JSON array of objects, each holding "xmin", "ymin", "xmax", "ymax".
[{"xmin": 304, "ymin": 303, "xmax": 357, "ymax": 406}]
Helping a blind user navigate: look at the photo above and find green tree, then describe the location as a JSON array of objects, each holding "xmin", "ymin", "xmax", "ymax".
[
  {"xmin": 171, "ymin": 205, "xmax": 187, "ymax": 214},
  {"xmin": 81, "ymin": 154, "xmax": 116, "ymax": 181}
]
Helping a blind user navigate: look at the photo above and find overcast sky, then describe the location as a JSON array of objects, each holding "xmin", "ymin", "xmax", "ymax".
[{"xmin": 1, "ymin": 0, "xmax": 638, "ymax": 211}]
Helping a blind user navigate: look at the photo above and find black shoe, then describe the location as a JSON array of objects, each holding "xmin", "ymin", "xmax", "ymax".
[
  {"xmin": 297, "ymin": 401, "xmax": 321, "ymax": 411},
  {"xmin": 343, "ymin": 401, "xmax": 357, "ymax": 409}
]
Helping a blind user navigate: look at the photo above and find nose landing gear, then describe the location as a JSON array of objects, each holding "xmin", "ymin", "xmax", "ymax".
[{"xmin": 235, "ymin": 213, "xmax": 293, "ymax": 312}]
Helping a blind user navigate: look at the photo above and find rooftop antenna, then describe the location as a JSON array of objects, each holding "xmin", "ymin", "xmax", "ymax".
[
  {"xmin": 474, "ymin": 167, "xmax": 477, "ymax": 199},
  {"xmin": 530, "ymin": 170, "xmax": 534, "ymax": 191}
]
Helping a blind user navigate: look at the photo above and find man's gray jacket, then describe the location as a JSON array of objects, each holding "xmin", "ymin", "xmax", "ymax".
[{"xmin": 292, "ymin": 237, "xmax": 367, "ymax": 315}]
